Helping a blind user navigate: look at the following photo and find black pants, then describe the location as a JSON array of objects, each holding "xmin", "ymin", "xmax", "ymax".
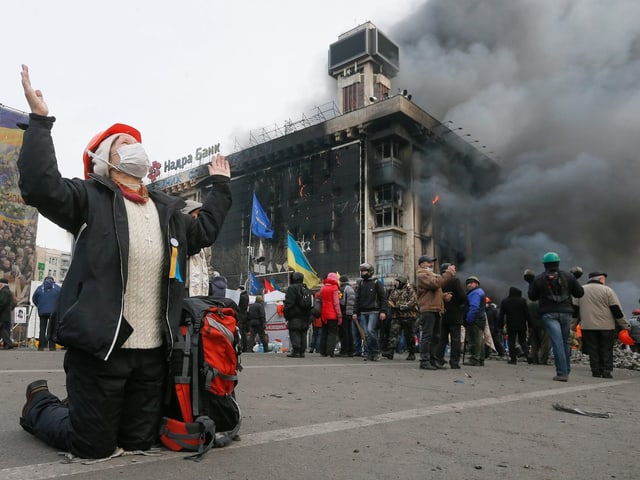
[
  {"xmin": 581, "ymin": 329, "xmax": 616, "ymax": 375},
  {"xmin": 320, "ymin": 319, "xmax": 339, "ymax": 356},
  {"xmin": 288, "ymin": 317, "xmax": 309, "ymax": 354},
  {"xmin": 21, "ymin": 347, "xmax": 165, "ymax": 459},
  {"xmin": 250, "ymin": 323, "xmax": 269, "ymax": 351},
  {"xmin": 507, "ymin": 329, "xmax": 528, "ymax": 361},
  {"xmin": 338, "ymin": 316, "xmax": 354, "ymax": 355},
  {"xmin": 38, "ymin": 314, "xmax": 55, "ymax": 350},
  {"xmin": 238, "ymin": 318, "xmax": 250, "ymax": 352},
  {"xmin": 419, "ymin": 311, "xmax": 441, "ymax": 366},
  {"xmin": 1, "ymin": 320, "xmax": 13, "ymax": 348},
  {"xmin": 435, "ymin": 322, "xmax": 461, "ymax": 367}
]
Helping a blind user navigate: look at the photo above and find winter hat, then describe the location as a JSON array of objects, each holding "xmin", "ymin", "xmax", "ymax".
[
  {"xmin": 181, "ymin": 199, "xmax": 202, "ymax": 215},
  {"xmin": 588, "ymin": 271, "xmax": 607, "ymax": 279},
  {"xmin": 418, "ymin": 255, "xmax": 436, "ymax": 264},
  {"xmin": 210, "ymin": 276, "xmax": 228, "ymax": 298},
  {"xmin": 92, "ymin": 134, "xmax": 121, "ymax": 177}
]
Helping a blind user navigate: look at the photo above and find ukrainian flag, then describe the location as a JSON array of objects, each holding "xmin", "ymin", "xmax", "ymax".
[{"xmin": 287, "ymin": 233, "xmax": 320, "ymax": 288}]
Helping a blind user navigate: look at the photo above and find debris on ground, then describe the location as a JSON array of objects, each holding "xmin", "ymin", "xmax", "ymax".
[{"xmin": 552, "ymin": 403, "xmax": 611, "ymax": 418}]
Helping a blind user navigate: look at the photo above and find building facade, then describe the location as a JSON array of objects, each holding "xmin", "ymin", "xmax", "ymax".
[{"xmin": 151, "ymin": 22, "xmax": 498, "ymax": 287}]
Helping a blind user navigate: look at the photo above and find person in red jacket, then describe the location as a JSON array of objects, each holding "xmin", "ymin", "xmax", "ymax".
[{"xmin": 319, "ymin": 272, "xmax": 342, "ymax": 357}]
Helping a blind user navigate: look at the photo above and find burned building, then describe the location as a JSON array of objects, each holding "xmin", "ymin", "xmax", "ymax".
[{"xmin": 151, "ymin": 22, "xmax": 497, "ymax": 287}]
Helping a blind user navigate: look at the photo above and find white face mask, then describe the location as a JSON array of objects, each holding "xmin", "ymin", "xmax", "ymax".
[{"xmin": 89, "ymin": 143, "xmax": 150, "ymax": 178}]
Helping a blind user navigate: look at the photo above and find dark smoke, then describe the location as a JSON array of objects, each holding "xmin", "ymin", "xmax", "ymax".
[{"xmin": 390, "ymin": 0, "xmax": 640, "ymax": 309}]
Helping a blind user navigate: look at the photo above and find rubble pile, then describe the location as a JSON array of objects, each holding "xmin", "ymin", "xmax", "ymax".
[{"xmin": 570, "ymin": 345, "xmax": 640, "ymax": 371}]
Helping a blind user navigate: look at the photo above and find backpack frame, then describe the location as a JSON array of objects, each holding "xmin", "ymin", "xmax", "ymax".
[{"xmin": 159, "ymin": 296, "xmax": 242, "ymax": 460}]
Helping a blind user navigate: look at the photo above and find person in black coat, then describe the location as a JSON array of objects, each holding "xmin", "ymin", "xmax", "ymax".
[
  {"xmin": 248, "ymin": 296, "xmax": 269, "ymax": 352},
  {"xmin": 0, "ymin": 279, "xmax": 15, "ymax": 349},
  {"xmin": 283, "ymin": 272, "xmax": 313, "ymax": 358},
  {"xmin": 434, "ymin": 263, "xmax": 468, "ymax": 369},
  {"xmin": 236, "ymin": 286, "xmax": 250, "ymax": 352},
  {"xmin": 499, "ymin": 286, "xmax": 531, "ymax": 364}
]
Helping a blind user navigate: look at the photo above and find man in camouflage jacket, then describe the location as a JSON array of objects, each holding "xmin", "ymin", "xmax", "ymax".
[{"xmin": 382, "ymin": 276, "xmax": 418, "ymax": 360}]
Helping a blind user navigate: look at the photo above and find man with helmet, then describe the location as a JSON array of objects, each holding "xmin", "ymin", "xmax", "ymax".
[
  {"xmin": 415, "ymin": 255, "xmax": 456, "ymax": 370},
  {"xmin": 383, "ymin": 275, "xmax": 418, "ymax": 360},
  {"xmin": 527, "ymin": 252, "xmax": 584, "ymax": 382},
  {"xmin": 17, "ymin": 65, "xmax": 232, "ymax": 458},
  {"xmin": 433, "ymin": 263, "xmax": 468, "ymax": 369},
  {"xmin": 352, "ymin": 262, "xmax": 388, "ymax": 361}
]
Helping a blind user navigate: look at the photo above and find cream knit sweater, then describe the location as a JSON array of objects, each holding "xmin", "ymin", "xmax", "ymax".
[{"xmin": 121, "ymin": 199, "xmax": 164, "ymax": 349}]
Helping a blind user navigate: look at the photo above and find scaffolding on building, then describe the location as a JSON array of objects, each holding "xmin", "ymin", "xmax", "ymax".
[{"xmin": 242, "ymin": 101, "xmax": 340, "ymax": 149}]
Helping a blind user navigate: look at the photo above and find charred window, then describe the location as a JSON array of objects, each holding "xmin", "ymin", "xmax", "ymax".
[
  {"xmin": 375, "ymin": 140, "xmax": 399, "ymax": 161},
  {"xmin": 373, "ymin": 184, "xmax": 403, "ymax": 228}
]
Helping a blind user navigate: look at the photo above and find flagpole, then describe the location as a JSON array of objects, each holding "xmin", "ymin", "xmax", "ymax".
[{"xmin": 247, "ymin": 221, "xmax": 253, "ymax": 290}]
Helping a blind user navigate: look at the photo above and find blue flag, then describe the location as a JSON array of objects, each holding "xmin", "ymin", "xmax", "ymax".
[
  {"xmin": 269, "ymin": 276, "xmax": 281, "ymax": 291},
  {"xmin": 249, "ymin": 271, "xmax": 262, "ymax": 295},
  {"xmin": 251, "ymin": 193, "xmax": 274, "ymax": 239}
]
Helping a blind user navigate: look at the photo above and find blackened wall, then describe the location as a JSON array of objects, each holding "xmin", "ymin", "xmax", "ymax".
[{"xmin": 214, "ymin": 143, "xmax": 361, "ymax": 280}]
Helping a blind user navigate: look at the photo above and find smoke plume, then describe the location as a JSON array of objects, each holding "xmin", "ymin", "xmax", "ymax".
[{"xmin": 389, "ymin": 0, "xmax": 640, "ymax": 309}]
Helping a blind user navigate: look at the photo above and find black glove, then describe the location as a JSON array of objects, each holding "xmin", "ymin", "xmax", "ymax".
[{"xmin": 570, "ymin": 266, "xmax": 583, "ymax": 279}]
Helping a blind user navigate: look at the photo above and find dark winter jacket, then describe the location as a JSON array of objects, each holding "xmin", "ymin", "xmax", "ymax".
[
  {"xmin": 354, "ymin": 276, "xmax": 388, "ymax": 315},
  {"xmin": 284, "ymin": 272, "xmax": 312, "ymax": 327},
  {"xmin": 32, "ymin": 276, "xmax": 61, "ymax": 316},
  {"xmin": 17, "ymin": 114, "xmax": 231, "ymax": 361},
  {"xmin": 442, "ymin": 277, "xmax": 468, "ymax": 325},
  {"xmin": 248, "ymin": 301, "xmax": 266, "ymax": 327},
  {"xmin": 528, "ymin": 268, "xmax": 584, "ymax": 314},
  {"xmin": 237, "ymin": 290, "xmax": 249, "ymax": 323},
  {"xmin": 499, "ymin": 286, "xmax": 531, "ymax": 331},
  {"xmin": 0, "ymin": 285, "xmax": 12, "ymax": 325}
]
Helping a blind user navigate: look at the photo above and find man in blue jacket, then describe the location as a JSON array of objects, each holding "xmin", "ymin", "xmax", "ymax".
[
  {"xmin": 32, "ymin": 276, "xmax": 61, "ymax": 351},
  {"xmin": 463, "ymin": 276, "xmax": 486, "ymax": 366}
]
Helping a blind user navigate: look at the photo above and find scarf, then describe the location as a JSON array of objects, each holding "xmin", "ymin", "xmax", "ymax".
[{"xmin": 113, "ymin": 179, "xmax": 149, "ymax": 204}]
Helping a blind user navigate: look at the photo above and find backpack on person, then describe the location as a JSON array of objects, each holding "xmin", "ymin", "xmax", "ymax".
[
  {"xmin": 299, "ymin": 285, "xmax": 314, "ymax": 310},
  {"xmin": 159, "ymin": 296, "xmax": 242, "ymax": 460},
  {"xmin": 543, "ymin": 271, "xmax": 570, "ymax": 303}
]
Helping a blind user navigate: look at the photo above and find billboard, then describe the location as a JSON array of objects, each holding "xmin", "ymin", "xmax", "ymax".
[{"xmin": 0, "ymin": 105, "xmax": 38, "ymax": 306}]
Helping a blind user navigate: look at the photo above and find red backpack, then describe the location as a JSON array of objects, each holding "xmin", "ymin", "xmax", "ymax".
[{"xmin": 159, "ymin": 296, "xmax": 242, "ymax": 460}]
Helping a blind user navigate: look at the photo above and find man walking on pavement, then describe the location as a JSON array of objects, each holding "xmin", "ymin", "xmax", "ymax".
[{"xmin": 415, "ymin": 255, "xmax": 456, "ymax": 370}]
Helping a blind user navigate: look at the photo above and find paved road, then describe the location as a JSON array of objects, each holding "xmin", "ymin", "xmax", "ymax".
[{"xmin": 0, "ymin": 349, "xmax": 637, "ymax": 479}]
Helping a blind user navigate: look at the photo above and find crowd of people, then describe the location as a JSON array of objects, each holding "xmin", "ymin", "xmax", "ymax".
[{"xmin": 263, "ymin": 251, "xmax": 637, "ymax": 385}]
